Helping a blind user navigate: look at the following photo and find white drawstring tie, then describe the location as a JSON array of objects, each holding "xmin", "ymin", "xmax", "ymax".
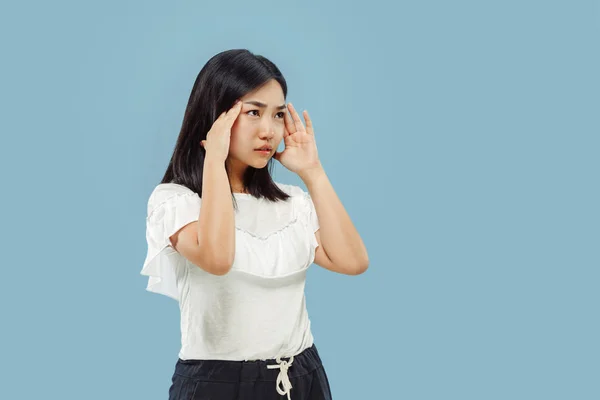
[{"xmin": 267, "ymin": 355, "xmax": 294, "ymax": 400}]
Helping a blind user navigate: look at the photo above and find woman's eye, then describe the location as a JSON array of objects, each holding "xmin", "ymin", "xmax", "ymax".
[{"xmin": 247, "ymin": 110, "xmax": 284, "ymax": 119}]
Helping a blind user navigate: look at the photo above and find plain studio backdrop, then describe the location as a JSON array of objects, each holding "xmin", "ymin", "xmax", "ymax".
[{"xmin": 0, "ymin": 1, "xmax": 598, "ymax": 399}]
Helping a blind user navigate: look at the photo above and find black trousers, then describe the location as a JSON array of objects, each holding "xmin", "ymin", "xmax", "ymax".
[{"xmin": 168, "ymin": 344, "xmax": 333, "ymax": 400}]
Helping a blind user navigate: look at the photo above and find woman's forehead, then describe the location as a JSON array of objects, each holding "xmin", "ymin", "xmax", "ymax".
[{"xmin": 241, "ymin": 80, "xmax": 285, "ymax": 104}]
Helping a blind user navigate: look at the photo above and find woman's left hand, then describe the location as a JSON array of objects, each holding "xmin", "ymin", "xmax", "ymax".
[{"xmin": 273, "ymin": 103, "xmax": 322, "ymax": 175}]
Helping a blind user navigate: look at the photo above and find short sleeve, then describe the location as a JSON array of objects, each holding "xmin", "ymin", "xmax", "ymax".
[
  {"xmin": 140, "ymin": 184, "xmax": 201, "ymax": 301},
  {"xmin": 302, "ymin": 190, "xmax": 320, "ymax": 233}
]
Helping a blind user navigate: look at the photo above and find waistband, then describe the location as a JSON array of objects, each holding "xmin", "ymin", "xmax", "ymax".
[
  {"xmin": 174, "ymin": 344, "xmax": 323, "ymax": 400},
  {"xmin": 174, "ymin": 344, "xmax": 323, "ymax": 383}
]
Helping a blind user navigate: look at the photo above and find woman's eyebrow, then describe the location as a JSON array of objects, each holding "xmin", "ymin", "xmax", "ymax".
[{"xmin": 243, "ymin": 100, "xmax": 286, "ymax": 110}]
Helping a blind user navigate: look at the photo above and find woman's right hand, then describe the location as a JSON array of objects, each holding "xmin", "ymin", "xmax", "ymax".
[{"xmin": 201, "ymin": 100, "xmax": 243, "ymax": 163}]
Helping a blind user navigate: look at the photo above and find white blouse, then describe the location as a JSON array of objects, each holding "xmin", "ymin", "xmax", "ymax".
[{"xmin": 140, "ymin": 181, "xmax": 320, "ymax": 362}]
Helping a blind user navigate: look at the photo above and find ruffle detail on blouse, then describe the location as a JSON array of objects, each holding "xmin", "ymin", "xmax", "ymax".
[
  {"xmin": 141, "ymin": 186, "xmax": 201, "ymax": 301},
  {"xmin": 231, "ymin": 217, "xmax": 315, "ymax": 278},
  {"xmin": 226, "ymin": 184, "xmax": 320, "ymax": 278}
]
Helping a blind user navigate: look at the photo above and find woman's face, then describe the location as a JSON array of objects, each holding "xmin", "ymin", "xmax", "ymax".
[{"xmin": 226, "ymin": 79, "xmax": 286, "ymax": 171}]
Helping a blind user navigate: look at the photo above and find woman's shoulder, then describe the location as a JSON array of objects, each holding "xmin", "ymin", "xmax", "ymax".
[
  {"xmin": 151, "ymin": 182, "xmax": 195, "ymax": 197},
  {"xmin": 274, "ymin": 181, "xmax": 304, "ymax": 197},
  {"xmin": 147, "ymin": 183, "xmax": 198, "ymax": 215}
]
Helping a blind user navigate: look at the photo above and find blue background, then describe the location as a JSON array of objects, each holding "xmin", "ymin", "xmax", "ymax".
[{"xmin": 1, "ymin": 0, "xmax": 598, "ymax": 399}]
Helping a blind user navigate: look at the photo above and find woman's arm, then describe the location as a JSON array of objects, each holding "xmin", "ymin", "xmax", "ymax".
[
  {"xmin": 170, "ymin": 155, "xmax": 235, "ymax": 275},
  {"xmin": 300, "ymin": 166, "xmax": 369, "ymax": 275}
]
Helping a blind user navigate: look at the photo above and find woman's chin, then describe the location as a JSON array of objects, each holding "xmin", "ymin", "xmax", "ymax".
[
  {"xmin": 252, "ymin": 160, "xmax": 270, "ymax": 169},
  {"xmin": 249, "ymin": 155, "xmax": 271, "ymax": 167}
]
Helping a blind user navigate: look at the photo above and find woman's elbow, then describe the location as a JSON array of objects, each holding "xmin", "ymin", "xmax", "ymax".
[
  {"xmin": 355, "ymin": 264, "xmax": 369, "ymax": 275},
  {"xmin": 347, "ymin": 259, "xmax": 369, "ymax": 275}
]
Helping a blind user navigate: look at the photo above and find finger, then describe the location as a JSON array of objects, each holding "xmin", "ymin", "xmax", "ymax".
[
  {"xmin": 284, "ymin": 105, "xmax": 296, "ymax": 134},
  {"xmin": 288, "ymin": 103, "xmax": 305, "ymax": 133},
  {"xmin": 227, "ymin": 100, "xmax": 243, "ymax": 115},
  {"xmin": 283, "ymin": 125, "xmax": 291, "ymax": 138},
  {"xmin": 225, "ymin": 101, "xmax": 243, "ymax": 126},
  {"xmin": 219, "ymin": 101, "xmax": 240, "ymax": 122},
  {"xmin": 303, "ymin": 110, "xmax": 314, "ymax": 135}
]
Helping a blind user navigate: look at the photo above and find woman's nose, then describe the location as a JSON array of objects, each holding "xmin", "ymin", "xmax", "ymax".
[
  {"xmin": 259, "ymin": 130, "xmax": 275, "ymax": 139},
  {"xmin": 259, "ymin": 121, "xmax": 276, "ymax": 138},
  {"xmin": 259, "ymin": 119, "xmax": 274, "ymax": 133}
]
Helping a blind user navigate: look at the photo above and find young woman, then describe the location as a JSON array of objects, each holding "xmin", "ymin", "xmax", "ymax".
[{"xmin": 141, "ymin": 49, "xmax": 369, "ymax": 400}]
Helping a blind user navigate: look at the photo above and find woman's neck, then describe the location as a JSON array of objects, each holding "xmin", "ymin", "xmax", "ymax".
[{"xmin": 225, "ymin": 158, "xmax": 248, "ymax": 193}]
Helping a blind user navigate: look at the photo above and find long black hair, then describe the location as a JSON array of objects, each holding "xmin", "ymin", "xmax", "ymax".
[{"xmin": 160, "ymin": 49, "xmax": 291, "ymax": 208}]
